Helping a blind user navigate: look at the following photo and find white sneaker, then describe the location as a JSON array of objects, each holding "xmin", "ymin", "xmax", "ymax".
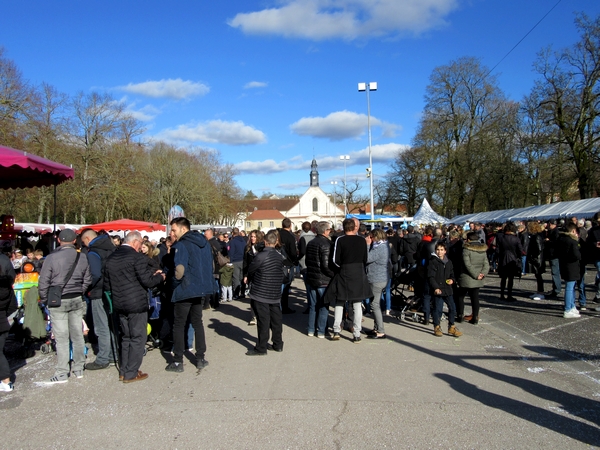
[
  {"xmin": 38, "ymin": 375, "xmax": 68, "ymax": 385},
  {"xmin": 530, "ymin": 294, "xmax": 545, "ymax": 300},
  {"xmin": 307, "ymin": 332, "xmax": 314, "ymax": 337},
  {"xmin": 564, "ymin": 308, "xmax": 581, "ymax": 319},
  {"xmin": 0, "ymin": 381, "xmax": 13, "ymax": 392}
]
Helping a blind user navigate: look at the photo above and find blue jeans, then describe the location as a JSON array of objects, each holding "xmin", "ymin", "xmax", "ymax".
[
  {"xmin": 90, "ymin": 297, "xmax": 116, "ymax": 365},
  {"xmin": 550, "ymin": 259, "xmax": 562, "ymax": 294},
  {"xmin": 307, "ymin": 286, "xmax": 329, "ymax": 336},
  {"xmin": 49, "ymin": 296, "xmax": 86, "ymax": 377},
  {"xmin": 521, "ymin": 255, "xmax": 527, "ymax": 275},
  {"xmin": 432, "ymin": 294, "xmax": 456, "ymax": 327},
  {"xmin": 382, "ymin": 278, "xmax": 392, "ymax": 312},
  {"xmin": 422, "ymin": 279, "xmax": 431, "ymax": 322},
  {"xmin": 564, "ymin": 280, "xmax": 576, "ymax": 311}
]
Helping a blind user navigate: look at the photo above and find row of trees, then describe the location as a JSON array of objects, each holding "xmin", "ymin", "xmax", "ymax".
[
  {"xmin": 379, "ymin": 13, "xmax": 600, "ymax": 218},
  {"xmin": 0, "ymin": 49, "xmax": 244, "ymax": 225}
]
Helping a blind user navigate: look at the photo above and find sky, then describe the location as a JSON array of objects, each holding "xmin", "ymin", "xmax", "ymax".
[{"xmin": 2, "ymin": 0, "xmax": 600, "ymax": 198}]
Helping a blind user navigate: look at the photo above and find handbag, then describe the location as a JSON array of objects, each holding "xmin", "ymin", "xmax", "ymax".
[{"xmin": 47, "ymin": 252, "xmax": 81, "ymax": 308}]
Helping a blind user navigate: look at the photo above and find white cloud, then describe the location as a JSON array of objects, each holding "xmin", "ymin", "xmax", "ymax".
[
  {"xmin": 118, "ymin": 78, "xmax": 210, "ymax": 99},
  {"xmin": 234, "ymin": 143, "xmax": 409, "ymax": 174},
  {"xmin": 244, "ymin": 81, "xmax": 268, "ymax": 89},
  {"xmin": 228, "ymin": 0, "xmax": 458, "ymax": 41},
  {"xmin": 290, "ymin": 110, "xmax": 399, "ymax": 140},
  {"xmin": 156, "ymin": 120, "xmax": 267, "ymax": 146}
]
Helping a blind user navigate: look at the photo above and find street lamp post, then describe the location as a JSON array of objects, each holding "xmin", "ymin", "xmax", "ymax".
[
  {"xmin": 331, "ymin": 180, "xmax": 338, "ymax": 227},
  {"xmin": 339, "ymin": 155, "xmax": 350, "ymax": 217},
  {"xmin": 358, "ymin": 82, "xmax": 377, "ymax": 221}
]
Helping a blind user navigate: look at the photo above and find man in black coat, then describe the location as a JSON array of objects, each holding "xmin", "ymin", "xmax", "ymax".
[
  {"xmin": 104, "ymin": 231, "xmax": 164, "ymax": 383},
  {"xmin": 0, "ymin": 251, "xmax": 16, "ymax": 392},
  {"xmin": 246, "ymin": 230, "xmax": 286, "ymax": 355}
]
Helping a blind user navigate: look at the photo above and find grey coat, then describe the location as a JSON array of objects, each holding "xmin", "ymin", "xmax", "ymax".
[
  {"xmin": 459, "ymin": 241, "xmax": 490, "ymax": 289},
  {"xmin": 366, "ymin": 241, "xmax": 390, "ymax": 284}
]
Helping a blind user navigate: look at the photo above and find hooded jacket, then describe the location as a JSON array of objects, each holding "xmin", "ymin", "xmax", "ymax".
[
  {"xmin": 427, "ymin": 253, "xmax": 454, "ymax": 297},
  {"xmin": 171, "ymin": 230, "xmax": 216, "ymax": 302},
  {"xmin": 86, "ymin": 234, "xmax": 116, "ymax": 299},
  {"xmin": 556, "ymin": 231, "xmax": 581, "ymax": 282},
  {"xmin": 459, "ymin": 241, "xmax": 489, "ymax": 289}
]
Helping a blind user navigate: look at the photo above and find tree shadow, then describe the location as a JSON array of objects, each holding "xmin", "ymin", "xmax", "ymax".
[
  {"xmin": 386, "ymin": 333, "xmax": 600, "ymax": 444},
  {"xmin": 435, "ymin": 373, "xmax": 600, "ymax": 446}
]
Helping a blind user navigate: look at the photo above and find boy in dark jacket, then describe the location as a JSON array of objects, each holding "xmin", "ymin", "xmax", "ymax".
[
  {"xmin": 427, "ymin": 242, "xmax": 462, "ymax": 338},
  {"xmin": 246, "ymin": 230, "xmax": 286, "ymax": 355}
]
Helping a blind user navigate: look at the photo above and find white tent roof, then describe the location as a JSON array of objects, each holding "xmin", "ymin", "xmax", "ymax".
[
  {"xmin": 446, "ymin": 197, "xmax": 600, "ymax": 224},
  {"xmin": 412, "ymin": 199, "xmax": 449, "ymax": 225}
]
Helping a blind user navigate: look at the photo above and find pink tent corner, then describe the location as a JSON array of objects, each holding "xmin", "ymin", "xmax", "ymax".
[
  {"xmin": 80, "ymin": 219, "xmax": 166, "ymax": 233},
  {"xmin": 0, "ymin": 145, "xmax": 74, "ymax": 189}
]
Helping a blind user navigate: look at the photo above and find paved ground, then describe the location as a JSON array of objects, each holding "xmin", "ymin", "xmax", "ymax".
[{"xmin": 1, "ymin": 271, "xmax": 600, "ymax": 449}]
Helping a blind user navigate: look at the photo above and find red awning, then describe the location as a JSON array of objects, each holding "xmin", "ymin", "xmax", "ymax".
[
  {"xmin": 0, "ymin": 145, "xmax": 74, "ymax": 189},
  {"xmin": 80, "ymin": 219, "xmax": 166, "ymax": 233}
]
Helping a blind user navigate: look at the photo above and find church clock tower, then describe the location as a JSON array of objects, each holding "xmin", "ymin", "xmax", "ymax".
[{"xmin": 310, "ymin": 159, "xmax": 319, "ymax": 187}]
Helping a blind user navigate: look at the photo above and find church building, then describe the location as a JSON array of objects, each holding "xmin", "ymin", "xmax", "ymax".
[{"xmin": 240, "ymin": 159, "xmax": 345, "ymax": 231}]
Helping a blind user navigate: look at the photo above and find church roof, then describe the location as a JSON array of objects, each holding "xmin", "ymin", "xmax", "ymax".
[
  {"xmin": 244, "ymin": 198, "xmax": 299, "ymax": 212},
  {"xmin": 246, "ymin": 209, "xmax": 285, "ymax": 220}
]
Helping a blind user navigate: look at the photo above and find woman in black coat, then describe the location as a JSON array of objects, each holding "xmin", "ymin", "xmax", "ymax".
[
  {"xmin": 527, "ymin": 222, "xmax": 546, "ymax": 300},
  {"xmin": 498, "ymin": 222, "xmax": 524, "ymax": 302},
  {"xmin": 0, "ymin": 252, "xmax": 17, "ymax": 392}
]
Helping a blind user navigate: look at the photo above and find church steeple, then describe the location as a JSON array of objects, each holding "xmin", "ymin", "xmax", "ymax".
[{"xmin": 310, "ymin": 159, "xmax": 319, "ymax": 187}]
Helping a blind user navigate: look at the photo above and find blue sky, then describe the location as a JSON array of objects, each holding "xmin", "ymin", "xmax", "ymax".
[{"xmin": 3, "ymin": 0, "xmax": 600, "ymax": 197}]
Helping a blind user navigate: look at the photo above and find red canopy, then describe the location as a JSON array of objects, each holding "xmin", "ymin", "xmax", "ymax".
[
  {"xmin": 0, "ymin": 145, "xmax": 74, "ymax": 189},
  {"xmin": 80, "ymin": 219, "xmax": 166, "ymax": 233}
]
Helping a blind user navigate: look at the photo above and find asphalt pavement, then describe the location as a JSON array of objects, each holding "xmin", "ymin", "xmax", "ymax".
[{"xmin": 1, "ymin": 272, "xmax": 600, "ymax": 449}]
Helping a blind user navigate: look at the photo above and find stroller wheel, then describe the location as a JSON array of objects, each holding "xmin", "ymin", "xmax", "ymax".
[
  {"xmin": 152, "ymin": 338, "xmax": 162, "ymax": 349},
  {"xmin": 41, "ymin": 343, "xmax": 50, "ymax": 354},
  {"xmin": 400, "ymin": 312, "xmax": 405, "ymax": 321}
]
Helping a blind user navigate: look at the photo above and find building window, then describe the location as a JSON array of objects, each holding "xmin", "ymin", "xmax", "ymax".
[
  {"xmin": 269, "ymin": 221, "xmax": 274, "ymax": 227},
  {"xmin": 246, "ymin": 221, "xmax": 251, "ymax": 228},
  {"xmin": 258, "ymin": 221, "xmax": 262, "ymax": 228},
  {"xmin": 312, "ymin": 198, "xmax": 318, "ymax": 212}
]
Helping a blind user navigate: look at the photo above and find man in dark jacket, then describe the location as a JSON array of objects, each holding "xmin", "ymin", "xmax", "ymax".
[
  {"xmin": 80, "ymin": 229, "xmax": 117, "ymax": 370},
  {"xmin": 246, "ymin": 229, "xmax": 286, "ymax": 355},
  {"xmin": 556, "ymin": 223, "xmax": 582, "ymax": 319},
  {"xmin": 278, "ymin": 218, "xmax": 298, "ymax": 314},
  {"xmin": 104, "ymin": 231, "xmax": 164, "ymax": 383},
  {"xmin": 305, "ymin": 221, "xmax": 334, "ymax": 338},
  {"xmin": 166, "ymin": 218, "xmax": 215, "ymax": 372},
  {"xmin": 38, "ymin": 229, "xmax": 92, "ymax": 385},
  {"xmin": 545, "ymin": 219, "xmax": 562, "ymax": 298},
  {"xmin": 400, "ymin": 226, "xmax": 421, "ymax": 268}
]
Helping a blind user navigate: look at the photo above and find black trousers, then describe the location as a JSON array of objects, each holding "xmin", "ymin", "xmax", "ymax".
[
  {"xmin": 173, "ymin": 297, "xmax": 206, "ymax": 362},
  {"xmin": 457, "ymin": 287, "xmax": 480, "ymax": 318},
  {"xmin": 119, "ymin": 312, "xmax": 147, "ymax": 380},
  {"xmin": 251, "ymin": 300, "xmax": 283, "ymax": 353},
  {"xmin": 0, "ymin": 331, "xmax": 10, "ymax": 380}
]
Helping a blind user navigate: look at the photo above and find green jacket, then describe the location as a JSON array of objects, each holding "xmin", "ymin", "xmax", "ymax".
[
  {"xmin": 219, "ymin": 264, "xmax": 234, "ymax": 287},
  {"xmin": 459, "ymin": 241, "xmax": 490, "ymax": 289}
]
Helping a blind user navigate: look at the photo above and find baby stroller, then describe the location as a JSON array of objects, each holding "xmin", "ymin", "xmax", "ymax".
[{"xmin": 391, "ymin": 266, "xmax": 423, "ymax": 323}]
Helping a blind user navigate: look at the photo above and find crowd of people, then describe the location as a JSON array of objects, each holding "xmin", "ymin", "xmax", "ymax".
[{"xmin": 1, "ymin": 212, "xmax": 599, "ymax": 392}]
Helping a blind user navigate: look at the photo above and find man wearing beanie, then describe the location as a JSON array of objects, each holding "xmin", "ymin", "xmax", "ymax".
[{"xmin": 38, "ymin": 229, "xmax": 91, "ymax": 384}]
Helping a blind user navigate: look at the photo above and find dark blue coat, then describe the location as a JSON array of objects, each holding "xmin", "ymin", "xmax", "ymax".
[{"xmin": 171, "ymin": 231, "xmax": 216, "ymax": 302}]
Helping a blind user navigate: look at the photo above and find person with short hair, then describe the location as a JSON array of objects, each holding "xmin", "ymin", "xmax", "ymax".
[
  {"xmin": 328, "ymin": 218, "xmax": 372, "ymax": 343},
  {"xmin": 165, "ymin": 218, "xmax": 215, "ymax": 373},
  {"xmin": 428, "ymin": 242, "xmax": 462, "ymax": 338},
  {"xmin": 104, "ymin": 231, "xmax": 164, "ymax": 383},
  {"xmin": 38, "ymin": 229, "xmax": 92, "ymax": 384},
  {"xmin": 246, "ymin": 230, "xmax": 286, "ymax": 355}
]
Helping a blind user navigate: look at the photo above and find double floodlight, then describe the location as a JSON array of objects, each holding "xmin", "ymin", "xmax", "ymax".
[{"xmin": 358, "ymin": 82, "xmax": 377, "ymax": 92}]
